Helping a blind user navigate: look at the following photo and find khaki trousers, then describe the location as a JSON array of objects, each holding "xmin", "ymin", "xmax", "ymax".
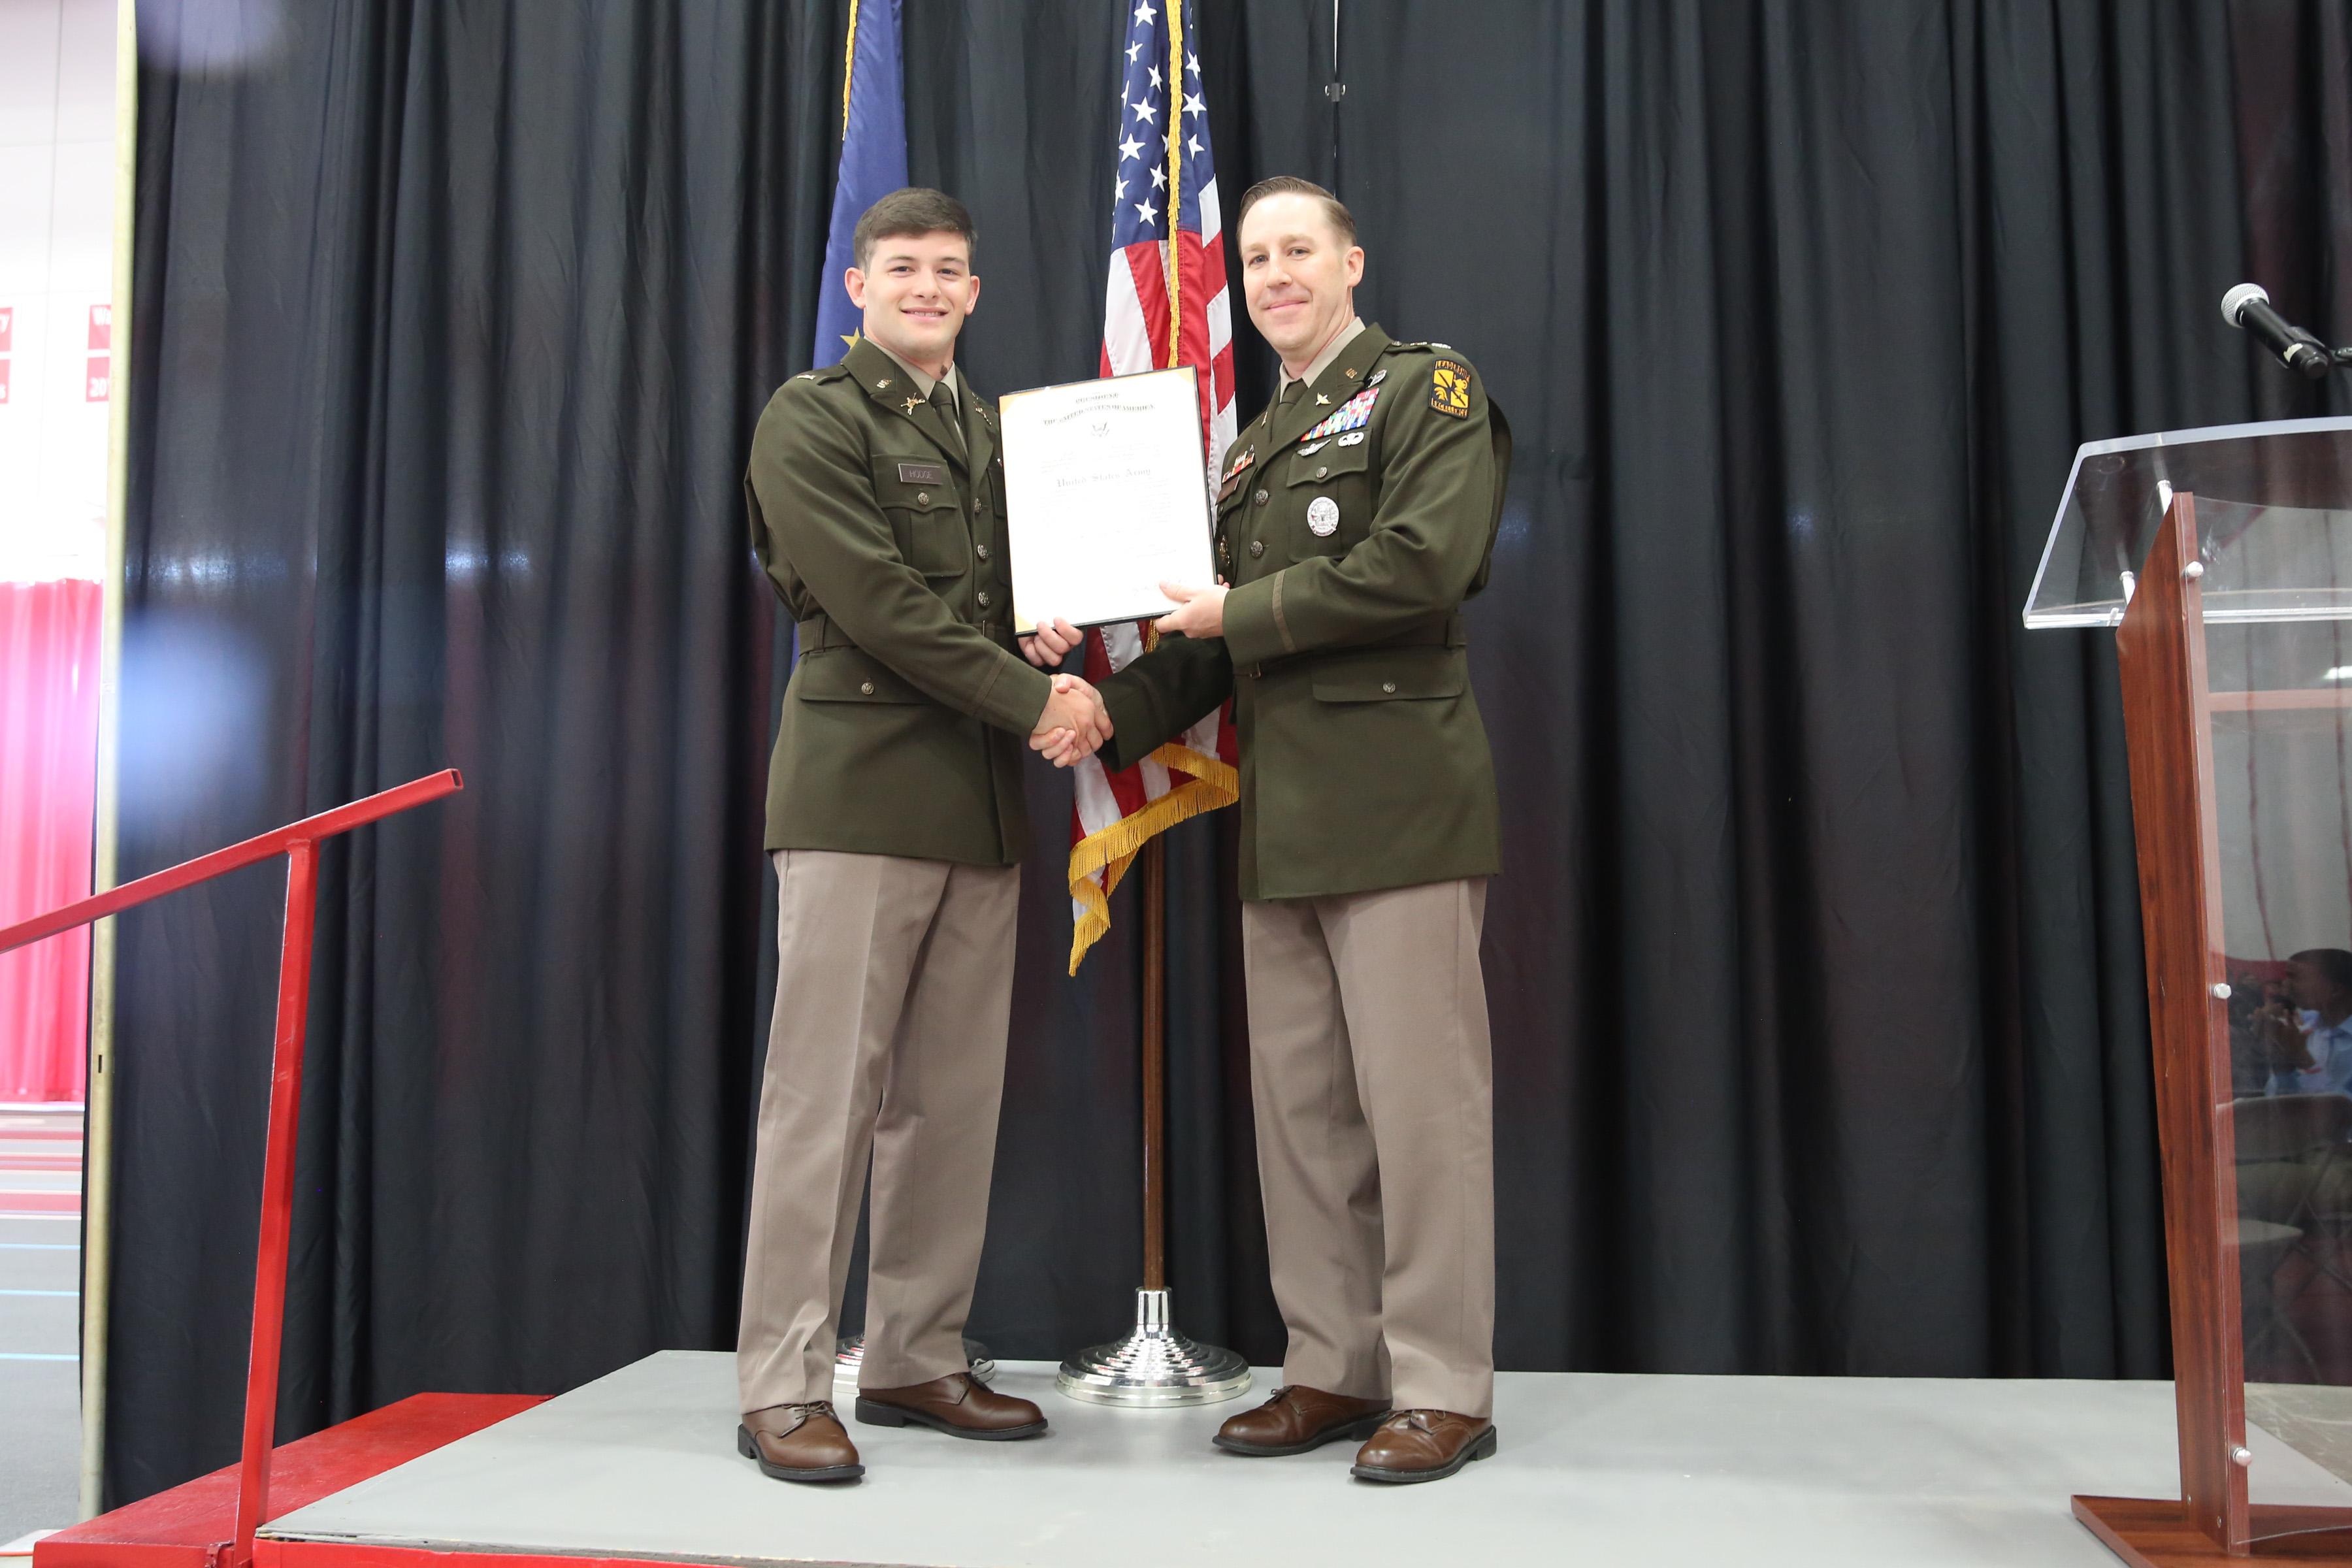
[
  {"xmin": 736, "ymin": 849, "xmax": 1020, "ymax": 1413},
  {"xmin": 1241, "ymin": 877, "xmax": 1495, "ymax": 1418}
]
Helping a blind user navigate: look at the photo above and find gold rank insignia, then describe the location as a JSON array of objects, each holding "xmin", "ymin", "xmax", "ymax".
[
  {"xmin": 1431, "ymin": 359, "xmax": 1473, "ymax": 418},
  {"xmin": 877, "ymin": 378, "xmax": 893, "ymax": 390}
]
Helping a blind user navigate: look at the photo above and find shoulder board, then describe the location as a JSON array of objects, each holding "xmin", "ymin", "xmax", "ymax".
[
  {"xmin": 1380, "ymin": 340, "xmax": 1456, "ymax": 356},
  {"xmin": 792, "ymin": 363, "xmax": 855, "ymax": 387}
]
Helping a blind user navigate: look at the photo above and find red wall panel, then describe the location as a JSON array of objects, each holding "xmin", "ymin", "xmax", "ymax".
[{"xmin": 0, "ymin": 578, "xmax": 103, "ymax": 1103}]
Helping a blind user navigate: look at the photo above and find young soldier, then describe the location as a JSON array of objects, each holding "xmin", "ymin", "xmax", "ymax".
[
  {"xmin": 738, "ymin": 188, "xmax": 1110, "ymax": 1483},
  {"xmin": 1034, "ymin": 176, "xmax": 1511, "ymax": 1484}
]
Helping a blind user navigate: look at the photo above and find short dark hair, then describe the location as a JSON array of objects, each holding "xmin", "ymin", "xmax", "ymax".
[
  {"xmin": 2295, "ymin": 949, "xmax": 2352, "ymax": 993},
  {"xmin": 1235, "ymin": 176, "xmax": 1356, "ymax": 248},
  {"xmin": 853, "ymin": 188, "xmax": 977, "ymax": 270}
]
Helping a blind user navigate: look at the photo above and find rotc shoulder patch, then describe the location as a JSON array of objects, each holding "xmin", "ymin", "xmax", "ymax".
[{"xmin": 1431, "ymin": 359, "xmax": 1473, "ymax": 419}]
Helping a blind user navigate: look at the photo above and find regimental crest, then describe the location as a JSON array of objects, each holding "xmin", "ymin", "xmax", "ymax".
[
  {"xmin": 1297, "ymin": 385, "xmax": 1380, "ymax": 444},
  {"xmin": 1431, "ymin": 359, "xmax": 1473, "ymax": 419}
]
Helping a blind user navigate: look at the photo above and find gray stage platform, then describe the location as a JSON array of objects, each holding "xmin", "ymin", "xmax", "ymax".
[{"xmin": 261, "ymin": 1350, "xmax": 2352, "ymax": 1567}]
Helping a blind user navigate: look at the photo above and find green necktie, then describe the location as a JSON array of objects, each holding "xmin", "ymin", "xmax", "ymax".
[{"xmin": 930, "ymin": 382, "xmax": 967, "ymax": 461}]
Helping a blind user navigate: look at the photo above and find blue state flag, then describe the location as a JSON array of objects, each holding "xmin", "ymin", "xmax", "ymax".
[{"xmin": 811, "ymin": 0, "xmax": 909, "ymax": 365}]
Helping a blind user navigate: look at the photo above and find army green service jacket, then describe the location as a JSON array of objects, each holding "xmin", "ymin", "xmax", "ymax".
[
  {"xmin": 1097, "ymin": 325, "xmax": 1511, "ymax": 901},
  {"xmin": 747, "ymin": 336, "xmax": 1053, "ymax": 864}
]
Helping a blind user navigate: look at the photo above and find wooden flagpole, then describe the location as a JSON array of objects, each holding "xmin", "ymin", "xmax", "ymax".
[{"xmin": 1140, "ymin": 838, "xmax": 1167, "ymax": 1292}]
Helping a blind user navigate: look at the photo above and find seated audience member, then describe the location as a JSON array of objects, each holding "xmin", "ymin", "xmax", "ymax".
[
  {"xmin": 2262, "ymin": 949, "xmax": 2352, "ymax": 1097},
  {"xmin": 2236, "ymin": 949, "xmax": 2352, "ymax": 1227}
]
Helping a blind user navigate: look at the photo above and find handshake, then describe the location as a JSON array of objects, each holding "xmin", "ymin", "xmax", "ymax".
[
  {"xmin": 1021, "ymin": 616, "xmax": 1104, "ymax": 769},
  {"xmin": 1030, "ymin": 675, "xmax": 1109, "ymax": 769},
  {"xmin": 1017, "ymin": 580, "xmax": 1232, "ymax": 771}
]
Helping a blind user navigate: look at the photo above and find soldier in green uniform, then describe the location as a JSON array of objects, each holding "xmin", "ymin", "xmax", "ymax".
[
  {"xmin": 735, "ymin": 188, "xmax": 1111, "ymax": 1484},
  {"xmin": 1034, "ymin": 176, "xmax": 1509, "ymax": 1484}
]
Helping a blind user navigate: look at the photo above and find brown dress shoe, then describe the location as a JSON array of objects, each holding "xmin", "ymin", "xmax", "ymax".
[
  {"xmin": 1350, "ymin": 1409, "xmax": 1497, "ymax": 1484},
  {"xmin": 856, "ymin": 1371, "xmax": 1049, "ymax": 1440},
  {"xmin": 737, "ymin": 1401, "xmax": 863, "ymax": 1483},
  {"xmin": 1213, "ymin": 1385, "xmax": 1392, "ymax": 1456}
]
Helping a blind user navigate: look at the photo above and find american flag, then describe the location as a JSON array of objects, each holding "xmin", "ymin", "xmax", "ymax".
[{"xmin": 1064, "ymin": 0, "xmax": 1240, "ymax": 973}]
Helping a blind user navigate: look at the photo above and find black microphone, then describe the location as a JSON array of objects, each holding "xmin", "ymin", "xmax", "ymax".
[{"xmin": 2222, "ymin": 283, "xmax": 2331, "ymax": 380}]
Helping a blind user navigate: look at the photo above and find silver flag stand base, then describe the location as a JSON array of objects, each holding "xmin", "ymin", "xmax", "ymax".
[
  {"xmin": 834, "ymin": 1335, "xmax": 996, "ymax": 1387},
  {"xmin": 1056, "ymin": 1288, "xmax": 1252, "ymax": 1407}
]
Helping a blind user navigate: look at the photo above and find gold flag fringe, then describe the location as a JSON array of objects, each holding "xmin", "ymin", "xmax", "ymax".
[{"xmin": 1066, "ymin": 742, "xmax": 1239, "ymax": 975}]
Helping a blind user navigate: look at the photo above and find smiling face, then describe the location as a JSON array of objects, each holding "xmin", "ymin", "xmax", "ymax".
[
  {"xmin": 1237, "ymin": 191, "xmax": 1364, "ymax": 370},
  {"xmin": 846, "ymin": 230, "xmax": 980, "ymax": 376}
]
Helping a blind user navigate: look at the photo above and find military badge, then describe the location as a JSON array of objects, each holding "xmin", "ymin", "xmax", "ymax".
[
  {"xmin": 1337, "ymin": 433, "xmax": 1367, "ymax": 447},
  {"xmin": 1307, "ymin": 497, "xmax": 1340, "ymax": 537},
  {"xmin": 1296, "ymin": 440, "xmax": 1330, "ymax": 457},
  {"xmin": 1431, "ymin": 359, "xmax": 1473, "ymax": 419},
  {"xmin": 1224, "ymin": 445, "xmax": 1257, "ymax": 480},
  {"xmin": 1366, "ymin": 369, "xmax": 1387, "ymax": 388},
  {"xmin": 1298, "ymin": 386, "xmax": 1380, "ymax": 444}
]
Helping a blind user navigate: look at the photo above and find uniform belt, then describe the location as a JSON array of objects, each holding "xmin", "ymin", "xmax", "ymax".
[
  {"xmin": 797, "ymin": 612, "xmax": 1008, "ymax": 653},
  {"xmin": 795, "ymin": 613, "xmax": 840, "ymax": 653},
  {"xmin": 1399, "ymin": 615, "xmax": 1468, "ymax": 649},
  {"xmin": 1237, "ymin": 615, "xmax": 1464, "ymax": 680}
]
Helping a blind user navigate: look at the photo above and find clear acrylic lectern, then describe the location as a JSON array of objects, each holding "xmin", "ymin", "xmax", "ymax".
[{"xmin": 2033, "ymin": 417, "xmax": 2352, "ymax": 1565}]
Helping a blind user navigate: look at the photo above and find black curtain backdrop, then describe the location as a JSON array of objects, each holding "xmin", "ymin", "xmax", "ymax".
[{"xmin": 104, "ymin": 0, "xmax": 2352, "ymax": 1504}]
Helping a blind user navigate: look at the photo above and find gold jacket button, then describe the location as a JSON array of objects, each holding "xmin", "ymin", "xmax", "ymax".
[
  {"xmin": 1254, "ymin": 489, "xmax": 1269, "ymax": 506},
  {"xmin": 1249, "ymin": 540, "xmax": 1265, "ymax": 558},
  {"xmin": 972, "ymin": 499, "xmax": 983, "ymax": 514},
  {"xmin": 1315, "ymin": 465, "xmax": 1329, "ymax": 480},
  {"xmin": 1381, "ymin": 681, "xmax": 1396, "ymax": 694},
  {"xmin": 975, "ymin": 544, "xmax": 990, "ymax": 561},
  {"xmin": 977, "ymin": 590, "xmax": 991, "ymax": 608},
  {"xmin": 860, "ymin": 681, "xmax": 876, "ymax": 695}
]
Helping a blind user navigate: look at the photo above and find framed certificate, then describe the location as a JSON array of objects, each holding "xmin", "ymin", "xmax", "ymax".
[{"xmin": 1000, "ymin": 365, "xmax": 1219, "ymax": 630}]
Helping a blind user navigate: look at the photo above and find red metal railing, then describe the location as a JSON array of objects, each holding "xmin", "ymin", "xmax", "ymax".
[{"xmin": 0, "ymin": 768, "xmax": 464, "ymax": 1568}]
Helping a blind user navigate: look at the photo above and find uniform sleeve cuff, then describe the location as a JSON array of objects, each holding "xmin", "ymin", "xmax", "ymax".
[
  {"xmin": 1099, "ymin": 676, "xmax": 1166, "ymax": 774},
  {"xmin": 1220, "ymin": 574, "xmax": 1287, "ymax": 666},
  {"xmin": 979, "ymin": 657, "xmax": 1056, "ymax": 734}
]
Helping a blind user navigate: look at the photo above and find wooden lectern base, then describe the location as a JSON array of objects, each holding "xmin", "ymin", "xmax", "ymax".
[{"xmin": 2076, "ymin": 1497, "xmax": 2352, "ymax": 1564}]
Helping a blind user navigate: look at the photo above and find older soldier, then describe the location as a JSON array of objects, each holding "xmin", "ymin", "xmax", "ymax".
[
  {"xmin": 738, "ymin": 187, "xmax": 1110, "ymax": 1483},
  {"xmin": 1034, "ymin": 175, "xmax": 1510, "ymax": 1484}
]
